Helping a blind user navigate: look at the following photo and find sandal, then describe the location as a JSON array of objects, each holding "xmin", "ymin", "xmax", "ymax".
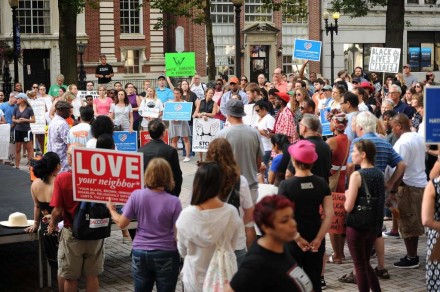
[
  {"xmin": 338, "ymin": 272, "xmax": 357, "ymax": 284},
  {"xmin": 375, "ymin": 267, "xmax": 390, "ymax": 279},
  {"xmin": 327, "ymin": 254, "xmax": 343, "ymax": 264}
]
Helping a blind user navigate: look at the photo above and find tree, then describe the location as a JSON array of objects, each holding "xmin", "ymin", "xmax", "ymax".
[
  {"xmin": 151, "ymin": 0, "xmax": 308, "ymax": 81},
  {"xmin": 330, "ymin": 0, "xmax": 405, "ymax": 67}
]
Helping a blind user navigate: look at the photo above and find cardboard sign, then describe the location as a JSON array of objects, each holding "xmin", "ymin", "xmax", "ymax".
[
  {"xmin": 165, "ymin": 52, "xmax": 196, "ymax": 77},
  {"xmin": 78, "ymin": 90, "xmax": 99, "ymax": 101},
  {"xmin": 72, "ymin": 147, "xmax": 143, "ymax": 204},
  {"xmin": 330, "ymin": 192, "xmax": 346, "ymax": 234},
  {"xmin": 113, "ymin": 131, "xmax": 138, "ymax": 152},
  {"xmin": 139, "ymin": 130, "xmax": 169, "ymax": 146},
  {"xmin": 424, "ymin": 86, "xmax": 440, "ymax": 144},
  {"xmin": 162, "ymin": 102, "xmax": 193, "ymax": 121},
  {"xmin": 368, "ymin": 47, "xmax": 401, "ymax": 73},
  {"xmin": 0, "ymin": 124, "xmax": 11, "ymax": 160},
  {"xmin": 293, "ymin": 39, "xmax": 322, "ymax": 62},
  {"xmin": 319, "ymin": 107, "xmax": 332, "ymax": 136},
  {"xmin": 28, "ymin": 99, "xmax": 46, "ymax": 134},
  {"xmin": 192, "ymin": 118, "xmax": 221, "ymax": 152}
]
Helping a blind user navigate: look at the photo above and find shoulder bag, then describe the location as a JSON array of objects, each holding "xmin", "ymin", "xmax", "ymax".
[
  {"xmin": 328, "ymin": 139, "xmax": 350, "ymax": 192},
  {"xmin": 346, "ymin": 171, "xmax": 379, "ymax": 230}
]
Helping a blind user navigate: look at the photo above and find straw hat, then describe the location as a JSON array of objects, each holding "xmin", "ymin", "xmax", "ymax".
[{"xmin": 0, "ymin": 212, "xmax": 34, "ymax": 227}]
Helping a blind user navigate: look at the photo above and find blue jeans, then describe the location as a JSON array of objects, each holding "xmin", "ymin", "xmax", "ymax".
[{"xmin": 131, "ymin": 249, "xmax": 180, "ymax": 292}]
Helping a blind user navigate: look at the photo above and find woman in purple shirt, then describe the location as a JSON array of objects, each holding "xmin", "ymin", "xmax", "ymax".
[
  {"xmin": 107, "ymin": 158, "xmax": 182, "ymax": 292},
  {"xmin": 125, "ymin": 82, "xmax": 141, "ymax": 131}
]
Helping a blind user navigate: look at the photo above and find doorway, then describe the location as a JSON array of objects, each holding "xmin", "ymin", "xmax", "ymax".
[
  {"xmin": 249, "ymin": 45, "xmax": 270, "ymax": 83},
  {"xmin": 23, "ymin": 49, "xmax": 50, "ymax": 91}
]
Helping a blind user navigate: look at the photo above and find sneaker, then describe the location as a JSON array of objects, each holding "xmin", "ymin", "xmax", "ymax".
[
  {"xmin": 321, "ymin": 276, "xmax": 327, "ymax": 290},
  {"xmin": 183, "ymin": 157, "xmax": 191, "ymax": 162},
  {"xmin": 382, "ymin": 231, "xmax": 400, "ymax": 239},
  {"xmin": 375, "ymin": 267, "xmax": 390, "ymax": 279},
  {"xmin": 393, "ymin": 256, "xmax": 419, "ymax": 269}
]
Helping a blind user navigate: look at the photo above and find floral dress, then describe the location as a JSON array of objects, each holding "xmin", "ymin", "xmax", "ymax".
[{"xmin": 427, "ymin": 177, "xmax": 440, "ymax": 291}]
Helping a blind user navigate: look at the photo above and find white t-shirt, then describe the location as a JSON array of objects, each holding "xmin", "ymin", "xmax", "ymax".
[
  {"xmin": 138, "ymin": 98, "xmax": 163, "ymax": 128},
  {"xmin": 254, "ymin": 114, "xmax": 275, "ymax": 151},
  {"xmin": 67, "ymin": 122, "xmax": 92, "ymax": 145},
  {"xmin": 72, "ymin": 96, "xmax": 84, "ymax": 120},
  {"xmin": 110, "ymin": 104, "xmax": 133, "ymax": 131},
  {"xmin": 191, "ymin": 83, "xmax": 206, "ymax": 100},
  {"xmin": 393, "ymin": 131, "xmax": 427, "ymax": 188}
]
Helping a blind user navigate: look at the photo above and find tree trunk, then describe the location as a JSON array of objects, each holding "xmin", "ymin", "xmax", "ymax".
[
  {"xmin": 385, "ymin": 0, "xmax": 405, "ymax": 69},
  {"xmin": 204, "ymin": 0, "xmax": 216, "ymax": 81},
  {"xmin": 58, "ymin": 0, "xmax": 78, "ymax": 85}
]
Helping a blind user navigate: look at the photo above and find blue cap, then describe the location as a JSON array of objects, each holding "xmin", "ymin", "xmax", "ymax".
[{"xmin": 16, "ymin": 93, "xmax": 28, "ymax": 100}]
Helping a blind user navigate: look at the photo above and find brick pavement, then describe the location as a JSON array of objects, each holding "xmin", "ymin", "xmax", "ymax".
[{"xmin": 1, "ymin": 156, "xmax": 428, "ymax": 291}]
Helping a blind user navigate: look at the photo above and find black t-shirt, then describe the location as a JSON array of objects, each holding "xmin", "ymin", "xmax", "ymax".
[
  {"xmin": 278, "ymin": 175, "xmax": 331, "ymax": 241},
  {"xmin": 95, "ymin": 64, "xmax": 114, "ymax": 84},
  {"xmin": 230, "ymin": 242, "xmax": 312, "ymax": 292}
]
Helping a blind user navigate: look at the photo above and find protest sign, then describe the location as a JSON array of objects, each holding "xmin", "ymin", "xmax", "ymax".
[
  {"xmin": 28, "ymin": 99, "xmax": 46, "ymax": 134},
  {"xmin": 368, "ymin": 47, "xmax": 401, "ymax": 73},
  {"xmin": 113, "ymin": 131, "xmax": 138, "ymax": 152},
  {"xmin": 293, "ymin": 39, "xmax": 322, "ymax": 62},
  {"xmin": 192, "ymin": 118, "xmax": 221, "ymax": 152},
  {"xmin": 330, "ymin": 192, "xmax": 346, "ymax": 234},
  {"xmin": 0, "ymin": 124, "xmax": 11, "ymax": 160},
  {"xmin": 162, "ymin": 102, "xmax": 193, "ymax": 121},
  {"xmin": 139, "ymin": 130, "xmax": 169, "ymax": 146},
  {"xmin": 72, "ymin": 148, "xmax": 143, "ymax": 204},
  {"xmin": 319, "ymin": 107, "xmax": 332, "ymax": 136},
  {"xmin": 165, "ymin": 52, "xmax": 196, "ymax": 77},
  {"xmin": 242, "ymin": 104, "xmax": 258, "ymax": 126},
  {"xmin": 78, "ymin": 90, "xmax": 98, "ymax": 101},
  {"xmin": 424, "ymin": 86, "xmax": 440, "ymax": 144}
]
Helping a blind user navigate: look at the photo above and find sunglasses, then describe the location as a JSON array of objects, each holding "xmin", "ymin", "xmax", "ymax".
[
  {"xmin": 32, "ymin": 86, "xmax": 38, "ymax": 89},
  {"xmin": 296, "ymin": 93, "xmax": 302, "ymax": 96},
  {"xmin": 416, "ymin": 85, "xmax": 421, "ymax": 88},
  {"xmin": 241, "ymin": 79, "xmax": 247, "ymax": 81},
  {"xmin": 230, "ymin": 82, "xmax": 237, "ymax": 85},
  {"xmin": 216, "ymin": 83, "xmax": 222, "ymax": 86},
  {"xmin": 300, "ymin": 106, "xmax": 305, "ymax": 110},
  {"xmin": 255, "ymin": 109, "xmax": 260, "ymax": 113}
]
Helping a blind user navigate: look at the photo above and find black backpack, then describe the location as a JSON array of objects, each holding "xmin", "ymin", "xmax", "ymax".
[{"xmin": 71, "ymin": 202, "xmax": 112, "ymax": 240}]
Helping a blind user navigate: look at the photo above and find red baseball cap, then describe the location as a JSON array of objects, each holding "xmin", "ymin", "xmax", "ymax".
[
  {"xmin": 229, "ymin": 77, "xmax": 239, "ymax": 84},
  {"xmin": 275, "ymin": 92, "xmax": 290, "ymax": 103}
]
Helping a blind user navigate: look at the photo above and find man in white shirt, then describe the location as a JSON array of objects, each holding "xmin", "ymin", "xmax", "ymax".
[
  {"xmin": 391, "ymin": 113, "xmax": 426, "ymax": 269},
  {"xmin": 67, "ymin": 106, "xmax": 94, "ymax": 146},
  {"xmin": 190, "ymin": 74, "xmax": 206, "ymax": 100}
]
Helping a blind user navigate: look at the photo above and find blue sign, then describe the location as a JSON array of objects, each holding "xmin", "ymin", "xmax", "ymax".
[
  {"xmin": 424, "ymin": 87, "xmax": 440, "ymax": 144},
  {"xmin": 113, "ymin": 131, "xmax": 138, "ymax": 152},
  {"xmin": 320, "ymin": 107, "xmax": 333, "ymax": 137},
  {"xmin": 162, "ymin": 102, "xmax": 193, "ymax": 121},
  {"xmin": 293, "ymin": 39, "xmax": 322, "ymax": 62}
]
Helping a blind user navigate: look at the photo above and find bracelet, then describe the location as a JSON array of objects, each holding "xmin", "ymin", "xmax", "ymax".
[{"xmin": 293, "ymin": 232, "xmax": 300, "ymax": 241}]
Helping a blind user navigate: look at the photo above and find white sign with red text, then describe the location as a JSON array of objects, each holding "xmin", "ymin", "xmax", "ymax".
[{"xmin": 72, "ymin": 148, "xmax": 144, "ymax": 204}]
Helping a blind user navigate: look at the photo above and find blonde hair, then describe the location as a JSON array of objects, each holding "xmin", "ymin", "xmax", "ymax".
[
  {"xmin": 144, "ymin": 158, "xmax": 175, "ymax": 190},
  {"xmin": 62, "ymin": 92, "xmax": 76, "ymax": 101}
]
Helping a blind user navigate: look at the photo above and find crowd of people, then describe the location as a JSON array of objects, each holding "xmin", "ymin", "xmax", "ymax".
[{"xmin": 0, "ymin": 63, "xmax": 439, "ymax": 292}]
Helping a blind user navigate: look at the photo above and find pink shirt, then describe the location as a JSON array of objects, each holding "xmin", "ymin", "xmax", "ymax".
[{"xmin": 94, "ymin": 97, "xmax": 113, "ymax": 116}]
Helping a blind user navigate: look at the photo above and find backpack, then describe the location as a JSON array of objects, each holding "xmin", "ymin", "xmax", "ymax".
[
  {"xmin": 225, "ymin": 179, "xmax": 241, "ymax": 213},
  {"xmin": 71, "ymin": 201, "xmax": 112, "ymax": 240}
]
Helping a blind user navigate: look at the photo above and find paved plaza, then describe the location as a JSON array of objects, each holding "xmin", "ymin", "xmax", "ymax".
[{"xmin": 0, "ymin": 156, "xmax": 428, "ymax": 291}]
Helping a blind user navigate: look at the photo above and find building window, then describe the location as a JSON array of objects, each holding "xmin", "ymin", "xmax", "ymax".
[
  {"xmin": 343, "ymin": 43, "xmax": 384, "ymax": 74},
  {"xmin": 211, "ymin": 0, "xmax": 235, "ymax": 75},
  {"xmin": 407, "ymin": 31, "xmax": 440, "ymax": 72},
  {"xmin": 282, "ymin": 24, "xmax": 308, "ymax": 75},
  {"xmin": 120, "ymin": 0, "xmax": 140, "ymax": 34},
  {"xmin": 244, "ymin": 0, "xmax": 272, "ymax": 23},
  {"xmin": 124, "ymin": 50, "xmax": 140, "ymax": 73},
  {"xmin": 17, "ymin": 0, "xmax": 50, "ymax": 34},
  {"xmin": 210, "ymin": 0, "xmax": 234, "ymax": 24}
]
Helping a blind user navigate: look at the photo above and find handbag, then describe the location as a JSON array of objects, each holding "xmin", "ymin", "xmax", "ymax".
[
  {"xmin": 203, "ymin": 213, "xmax": 237, "ymax": 292},
  {"xmin": 328, "ymin": 139, "xmax": 350, "ymax": 192},
  {"xmin": 346, "ymin": 171, "xmax": 379, "ymax": 230}
]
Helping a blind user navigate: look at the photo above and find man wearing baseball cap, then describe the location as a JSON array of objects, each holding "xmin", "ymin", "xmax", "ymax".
[
  {"xmin": 219, "ymin": 76, "xmax": 248, "ymax": 116},
  {"xmin": 216, "ymin": 99, "xmax": 263, "ymax": 205},
  {"xmin": 156, "ymin": 74, "xmax": 174, "ymax": 104},
  {"xmin": 273, "ymin": 91, "xmax": 298, "ymax": 143},
  {"xmin": 402, "ymin": 64, "xmax": 418, "ymax": 87}
]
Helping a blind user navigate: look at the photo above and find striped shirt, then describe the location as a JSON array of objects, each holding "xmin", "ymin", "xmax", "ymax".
[{"xmin": 347, "ymin": 132, "xmax": 402, "ymax": 172}]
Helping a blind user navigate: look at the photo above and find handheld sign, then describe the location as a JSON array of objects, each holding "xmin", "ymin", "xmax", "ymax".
[
  {"xmin": 140, "ymin": 130, "xmax": 169, "ymax": 146},
  {"xmin": 162, "ymin": 102, "xmax": 193, "ymax": 121},
  {"xmin": 72, "ymin": 148, "xmax": 143, "ymax": 204},
  {"xmin": 319, "ymin": 107, "xmax": 333, "ymax": 136},
  {"xmin": 165, "ymin": 52, "xmax": 196, "ymax": 77},
  {"xmin": 424, "ymin": 86, "xmax": 440, "ymax": 144},
  {"xmin": 293, "ymin": 39, "xmax": 322, "ymax": 62},
  {"xmin": 192, "ymin": 118, "xmax": 221, "ymax": 152},
  {"xmin": 28, "ymin": 99, "xmax": 46, "ymax": 134},
  {"xmin": 368, "ymin": 47, "xmax": 401, "ymax": 73},
  {"xmin": 113, "ymin": 131, "xmax": 138, "ymax": 152}
]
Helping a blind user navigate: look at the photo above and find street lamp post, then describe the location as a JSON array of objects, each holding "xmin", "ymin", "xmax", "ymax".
[
  {"xmin": 231, "ymin": 0, "xmax": 244, "ymax": 77},
  {"xmin": 77, "ymin": 42, "xmax": 87, "ymax": 90},
  {"xmin": 323, "ymin": 10, "xmax": 340, "ymax": 85},
  {"xmin": 9, "ymin": 0, "xmax": 19, "ymax": 84}
]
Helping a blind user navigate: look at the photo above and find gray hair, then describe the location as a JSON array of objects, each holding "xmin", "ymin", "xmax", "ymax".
[
  {"xmin": 389, "ymin": 84, "xmax": 402, "ymax": 94},
  {"xmin": 10, "ymin": 91, "xmax": 18, "ymax": 98},
  {"xmin": 382, "ymin": 98, "xmax": 395, "ymax": 107},
  {"xmin": 56, "ymin": 74, "xmax": 65, "ymax": 81},
  {"xmin": 302, "ymin": 113, "xmax": 320, "ymax": 132},
  {"xmin": 356, "ymin": 111, "xmax": 377, "ymax": 133}
]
